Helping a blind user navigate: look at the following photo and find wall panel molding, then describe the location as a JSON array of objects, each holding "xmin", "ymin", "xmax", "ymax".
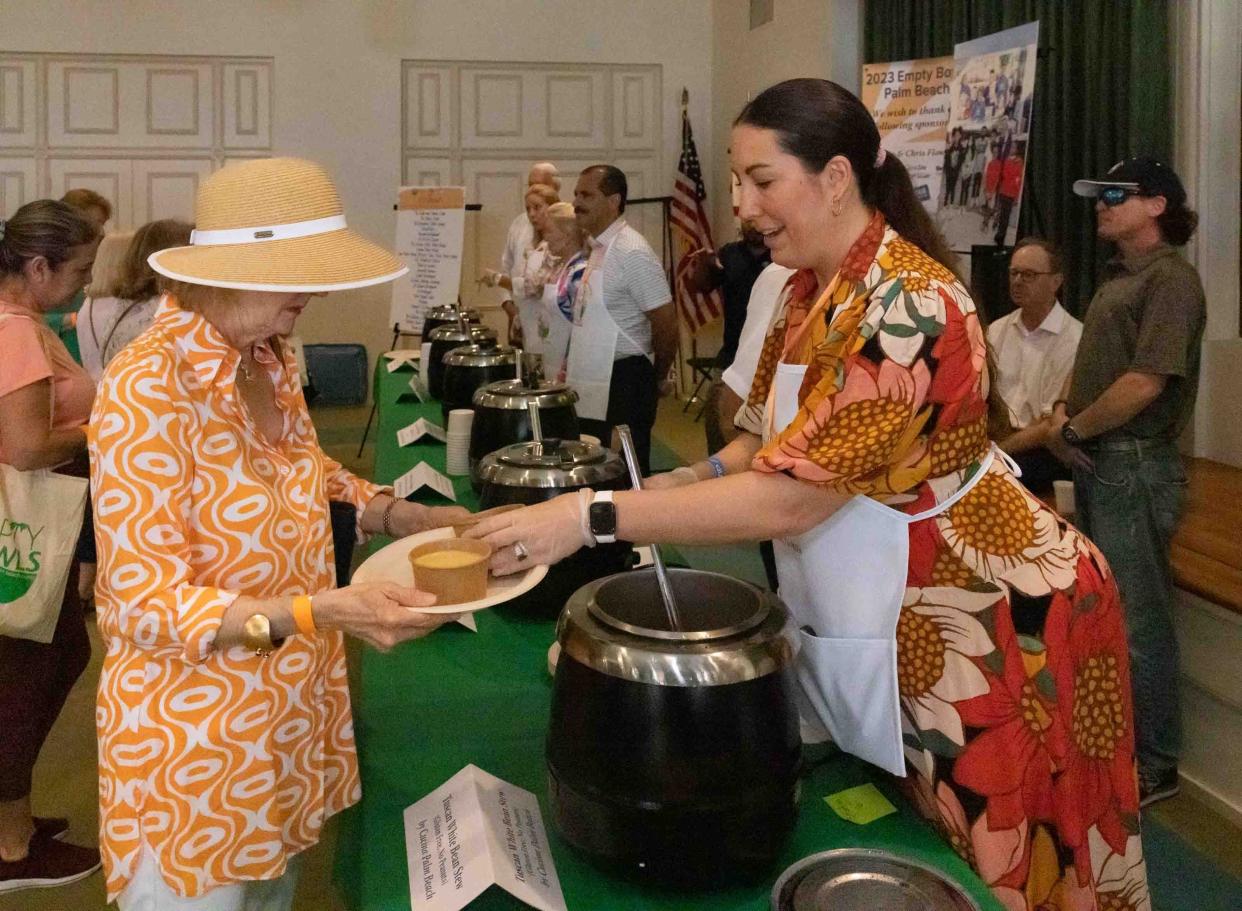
[
  {"xmin": 0, "ymin": 51, "xmax": 272, "ymax": 226},
  {"xmin": 62, "ymin": 66, "xmax": 120, "ymax": 136},
  {"xmin": 402, "ymin": 59, "xmax": 662, "ymax": 311}
]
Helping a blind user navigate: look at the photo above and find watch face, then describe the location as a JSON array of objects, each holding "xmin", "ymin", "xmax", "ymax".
[{"xmin": 589, "ymin": 500, "xmax": 617, "ymax": 536}]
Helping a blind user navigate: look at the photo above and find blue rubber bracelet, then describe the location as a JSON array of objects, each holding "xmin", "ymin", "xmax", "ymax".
[{"xmin": 707, "ymin": 455, "xmax": 726, "ymax": 478}]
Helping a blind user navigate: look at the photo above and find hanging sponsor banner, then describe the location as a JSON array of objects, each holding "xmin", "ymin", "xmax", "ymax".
[
  {"xmin": 861, "ymin": 56, "xmax": 955, "ymax": 212},
  {"xmin": 390, "ymin": 187, "xmax": 467, "ymax": 334},
  {"xmin": 938, "ymin": 21, "xmax": 1040, "ymax": 251}
]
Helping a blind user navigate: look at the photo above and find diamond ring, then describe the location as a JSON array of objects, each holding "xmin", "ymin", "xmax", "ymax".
[{"xmin": 513, "ymin": 541, "xmax": 530, "ymax": 562}]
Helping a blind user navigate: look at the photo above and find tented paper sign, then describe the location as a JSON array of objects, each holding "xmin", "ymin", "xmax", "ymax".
[
  {"xmin": 390, "ymin": 187, "xmax": 467, "ymax": 334},
  {"xmin": 403, "ymin": 765, "xmax": 566, "ymax": 911},
  {"xmin": 397, "ymin": 418, "xmax": 447, "ymax": 446},
  {"xmin": 393, "ymin": 462, "xmax": 455, "ymax": 502},
  {"xmin": 861, "ymin": 56, "xmax": 954, "ymax": 212}
]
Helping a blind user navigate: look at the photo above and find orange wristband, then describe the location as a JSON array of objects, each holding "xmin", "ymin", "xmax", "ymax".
[{"xmin": 291, "ymin": 594, "xmax": 317, "ymax": 636}]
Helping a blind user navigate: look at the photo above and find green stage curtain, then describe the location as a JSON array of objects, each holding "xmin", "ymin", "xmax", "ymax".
[{"xmin": 864, "ymin": 0, "xmax": 1172, "ymax": 314}]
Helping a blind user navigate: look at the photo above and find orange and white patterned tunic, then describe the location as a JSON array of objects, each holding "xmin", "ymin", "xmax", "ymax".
[{"xmin": 88, "ymin": 297, "xmax": 383, "ymax": 900}]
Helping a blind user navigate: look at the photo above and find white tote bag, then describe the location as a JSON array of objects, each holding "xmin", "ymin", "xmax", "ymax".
[{"xmin": 0, "ymin": 463, "xmax": 88, "ymax": 643}]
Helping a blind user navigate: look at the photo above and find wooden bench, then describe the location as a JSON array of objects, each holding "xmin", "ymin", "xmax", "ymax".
[{"xmin": 1171, "ymin": 458, "xmax": 1242, "ymax": 614}]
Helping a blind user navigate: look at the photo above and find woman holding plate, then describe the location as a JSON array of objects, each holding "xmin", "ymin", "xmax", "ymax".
[
  {"xmin": 468, "ymin": 80, "xmax": 1150, "ymax": 910},
  {"xmin": 90, "ymin": 157, "xmax": 468, "ymax": 910}
]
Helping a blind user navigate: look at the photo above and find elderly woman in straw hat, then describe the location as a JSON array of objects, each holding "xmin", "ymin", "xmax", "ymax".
[{"xmin": 89, "ymin": 158, "xmax": 468, "ymax": 910}]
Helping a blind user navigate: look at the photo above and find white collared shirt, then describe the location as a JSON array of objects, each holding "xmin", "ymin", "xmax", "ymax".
[
  {"xmin": 722, "ymin": 263, "xmax": 796, "ymax": 399},
  {"xmin": 588, "ymin": 217, "xmax": 672, "ymax": 360},
  {"xmin": 499, "ymin": 212, "xmax": 535, "ymax": 303},
  {"xmin": 986, "ymin": 301, "xmax": 1083, "ymax": 428}
]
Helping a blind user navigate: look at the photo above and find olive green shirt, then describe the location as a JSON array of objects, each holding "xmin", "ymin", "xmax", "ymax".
[{"xmin": 1068, "ymin": 245, "xmax": 1205, "ymax": 441}]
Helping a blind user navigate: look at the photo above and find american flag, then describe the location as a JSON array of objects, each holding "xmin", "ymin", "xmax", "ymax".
[{"xmin": 671, "ymin": 106, "xmax": 722, "ymax": 332}]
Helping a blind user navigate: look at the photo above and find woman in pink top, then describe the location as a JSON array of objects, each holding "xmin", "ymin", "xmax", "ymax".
[{"xmin": 0, "ymin": 199, "xmax": 102, "ymax": 895}]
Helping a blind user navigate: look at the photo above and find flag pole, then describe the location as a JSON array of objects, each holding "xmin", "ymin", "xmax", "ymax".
[{"xmin": 674, "ymin": 88, "xmax": 689, "ymax": 399}]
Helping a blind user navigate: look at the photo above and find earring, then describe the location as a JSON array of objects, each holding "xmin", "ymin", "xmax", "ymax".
[{"xmin": 831, "ymin": 196, "xmax": 843, "ymax": 217}]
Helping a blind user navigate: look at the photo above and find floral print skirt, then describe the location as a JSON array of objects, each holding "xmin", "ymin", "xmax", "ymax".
[{"xmin": 896, "ymin": 470, "xmax": 1150, "ymax": 911}]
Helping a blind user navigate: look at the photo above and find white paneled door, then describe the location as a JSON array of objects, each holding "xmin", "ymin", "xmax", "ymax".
[
  {"xmin": 402, "ymin": 60, "xmax": 663, "ymax": 313},
  {"xmin": 0, "ymin": 52, "xmax": 272, "ymax": 228}
]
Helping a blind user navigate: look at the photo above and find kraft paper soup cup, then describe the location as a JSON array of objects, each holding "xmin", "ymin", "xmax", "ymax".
[{"xmin": 407, "ymin": 538, "xmax": 491, "ymax": 605}]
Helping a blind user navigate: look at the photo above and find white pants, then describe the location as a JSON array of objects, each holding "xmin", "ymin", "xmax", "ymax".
[{"xmin": 116, "ymin": 847, "xmax": 302, "ymax": 911}]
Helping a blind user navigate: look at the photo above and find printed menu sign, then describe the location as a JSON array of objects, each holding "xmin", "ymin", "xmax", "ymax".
[
  {"xmin": 390, "ymin": 187, "xmax": 467, "ymax": 334},
  {"xmin": 403, "ymin": 765, "xmax": 567, "ymax": 911}
]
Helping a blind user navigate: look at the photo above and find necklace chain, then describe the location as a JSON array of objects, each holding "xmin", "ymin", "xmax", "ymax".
[{"xmin": 239, "ymin": 347, "xmax": 258, "ymax": 382}]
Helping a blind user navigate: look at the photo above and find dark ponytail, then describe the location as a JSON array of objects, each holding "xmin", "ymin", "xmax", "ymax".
[
  {"xmin": 736, "ymin": 78, "xmax": 958, "ymax": 275},
  {"xmin": 0, "ymin": 199, "xmax": 98, "ymax": 278}
]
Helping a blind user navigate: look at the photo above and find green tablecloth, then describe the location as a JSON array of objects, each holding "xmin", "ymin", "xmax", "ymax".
[{"xmin": 334, "ymin": 362, "xmax": 1002, "ymax": 911}]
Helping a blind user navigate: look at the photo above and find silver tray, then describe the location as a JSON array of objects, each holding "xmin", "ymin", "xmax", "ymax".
[{"xmin": 771, "ymin": 848, "xmax": 982, "ymax": 911}]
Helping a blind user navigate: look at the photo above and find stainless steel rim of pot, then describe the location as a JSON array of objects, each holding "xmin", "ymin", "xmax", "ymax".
[
  {"xmin": 471, "ymin": 379, "xmax": 579, "ymax": 410},
  {"xmin": 475, "ymin": 438, "xmax": 625, "ymax": 489},
  {"xmin": 586, "ymin": 567, "xmax": 766, "ymax": 641},
  {"xmin": 770, "ymin": 849, "xmax": 983, "ymax": 911},
  {"xmin": 443, "ymin": 344, "xmax": 517, "ymax": 367},
  {"xmin": 557, "ymin": 570, "xmax": 796, "ymax": 687}
]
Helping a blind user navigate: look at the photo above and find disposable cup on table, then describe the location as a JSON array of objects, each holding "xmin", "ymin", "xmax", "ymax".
[
  {"xmin": 447, "ymin": 409, "xmax": 474, "ymax": 436},
  {"xmin": 1053, "ymin": 479, "xmax": 1076, "ymax": 517}
]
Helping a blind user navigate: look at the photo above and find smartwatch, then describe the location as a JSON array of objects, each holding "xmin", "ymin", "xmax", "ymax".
[
  {"xmin": 1060, "ymin": 422, "xmax": 1085, "ymax": 447},
  {"xmin": 588, "ymin": 490, "xmax": 617, "ymax": 544}
]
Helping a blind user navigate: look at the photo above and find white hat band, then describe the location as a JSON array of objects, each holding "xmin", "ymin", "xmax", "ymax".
[{"xmin": 190, "ymin": 214, "xmax": 347, "ymax": 246}]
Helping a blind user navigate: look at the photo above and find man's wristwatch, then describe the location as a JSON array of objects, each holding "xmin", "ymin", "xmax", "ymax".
[
  {"xmin": 1060, "ymin": 422, "xmax": 1085, "ymax": 447},
  {"xmin": 588, "ymin": 490, "xmax": 617, "ymax": 544}
]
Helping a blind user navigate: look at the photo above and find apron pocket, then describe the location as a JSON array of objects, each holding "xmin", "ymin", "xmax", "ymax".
[{"xmin": 794, "ymin": 630, "xmax": 906, "ymax": 777}]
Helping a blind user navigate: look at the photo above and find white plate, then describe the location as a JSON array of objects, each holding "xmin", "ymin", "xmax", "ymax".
[{"xmin": 352, "ymin": 527, "xmax": 547, "ymax": 614}]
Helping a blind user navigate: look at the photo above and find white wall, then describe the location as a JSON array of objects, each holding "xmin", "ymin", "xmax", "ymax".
[
  {"xmin": 708, "ymin": 0, "xmax": 861, "ymax": 237},
  {"xmin": 1172, "ymin": 0, "xmax": 1242, "ymax": 467},
  {"xmin": 4, "ymin": 0, "xmax": 713, "ymax": 369}
]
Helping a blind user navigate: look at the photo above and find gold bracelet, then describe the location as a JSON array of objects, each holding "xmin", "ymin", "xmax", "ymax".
[
  {"xmin": 291, "ymin": 594, "xmax": 317, "ymax": 636},
  {"xmin": 242, "ymin": 613, "xmax": 278, "ymax": 658}
]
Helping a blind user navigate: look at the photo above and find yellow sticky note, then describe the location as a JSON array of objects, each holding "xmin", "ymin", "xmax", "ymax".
[{"xmin": 824, "ymin": 783, "xmax": 897, "ymax": 825}]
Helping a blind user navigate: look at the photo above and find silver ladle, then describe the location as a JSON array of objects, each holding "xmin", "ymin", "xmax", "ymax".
[{"xmin": 614, "ymin": 425, "xmax": 682, "ymax": 632}]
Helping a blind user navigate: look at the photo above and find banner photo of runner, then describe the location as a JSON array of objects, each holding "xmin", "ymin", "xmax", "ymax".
[
  {"xmin": 861, "ymin": 56, "xmax": 955, "ymax": 213},
  {"xmin": 938, "ymin": 21, "xmax": 1040, "ymax": 251}
]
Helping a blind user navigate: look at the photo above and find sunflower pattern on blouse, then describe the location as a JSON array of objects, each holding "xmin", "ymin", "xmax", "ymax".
[
  {"xmin": 740, "ymin": 216, "xmax": 1151, "ymax": 910},
  {"xmin": 88, "ymin": 297, "xmax": 383, "ymax": 901}
]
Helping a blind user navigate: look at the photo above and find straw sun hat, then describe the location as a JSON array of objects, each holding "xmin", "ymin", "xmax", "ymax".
[{"xmin": 149, "ymin": 157, "xmax": 407, "ymax": 292}]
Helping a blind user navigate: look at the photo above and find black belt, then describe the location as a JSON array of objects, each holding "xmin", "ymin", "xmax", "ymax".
[{"xmin": 1083, "ymin": 437, "xmax": 1176, "ymax": 455}]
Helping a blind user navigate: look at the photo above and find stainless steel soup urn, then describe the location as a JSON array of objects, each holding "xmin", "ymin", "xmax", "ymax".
[{"xmin": 547, "ymin": 568, "xmax": 802, "ymax": 884}]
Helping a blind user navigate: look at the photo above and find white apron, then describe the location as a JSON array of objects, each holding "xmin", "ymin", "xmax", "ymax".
[
  {"xmin": 514, "ymin": 246, "xmax": 547, "ymax": 354},
  {"xmin": 768, "ymin": 361, "xmax": 997, "ymax": 776},
  {"xmin": 564, "ymin": 238, "xmax": 646, "ymax": 421},
  {"xmin": 538, "ymin": 279, "xmax": 573, "ymax": 384}
]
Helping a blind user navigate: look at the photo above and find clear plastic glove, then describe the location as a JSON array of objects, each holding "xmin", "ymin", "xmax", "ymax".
[
  {"xmin": 462, "ymin": 489, "xmax": 593, "ymax": 576},
  {"xmin": 643, "ymin": 466, "xmax": 698, "ymax": 490}
]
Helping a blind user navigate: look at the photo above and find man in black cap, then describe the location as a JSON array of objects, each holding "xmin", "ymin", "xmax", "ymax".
[{"xmin": 1048, "ymin": 157, "xmax": 1204, "ymax": 807}]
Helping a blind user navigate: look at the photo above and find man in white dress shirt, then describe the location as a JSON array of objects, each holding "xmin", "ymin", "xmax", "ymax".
[
  {"xmin": 987, "ymin": 237, "xmax": 1082, "ymax": 492},
  {"xmin": 571, "ymin": 164, "xmax": 677, "ymax": 473},
  {"xmin": 497, "ymin": 162, "xmax": 560, "ymax": 343}
]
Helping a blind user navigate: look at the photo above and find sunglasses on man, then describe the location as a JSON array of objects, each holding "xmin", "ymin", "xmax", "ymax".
[{"xmin": 1098, "ymin": 186, "xmax": 1143, "ymax": 207}]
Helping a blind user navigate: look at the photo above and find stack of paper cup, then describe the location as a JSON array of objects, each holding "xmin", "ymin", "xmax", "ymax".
[{"xmin": 445, "ymin": 409, "xmax": 474, "ymax": 476}]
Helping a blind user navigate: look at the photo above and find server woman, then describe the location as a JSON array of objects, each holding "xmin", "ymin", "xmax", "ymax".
[{"xmin": 469, "ymin": 79, "xmax": 1150, "ymax": 910}]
